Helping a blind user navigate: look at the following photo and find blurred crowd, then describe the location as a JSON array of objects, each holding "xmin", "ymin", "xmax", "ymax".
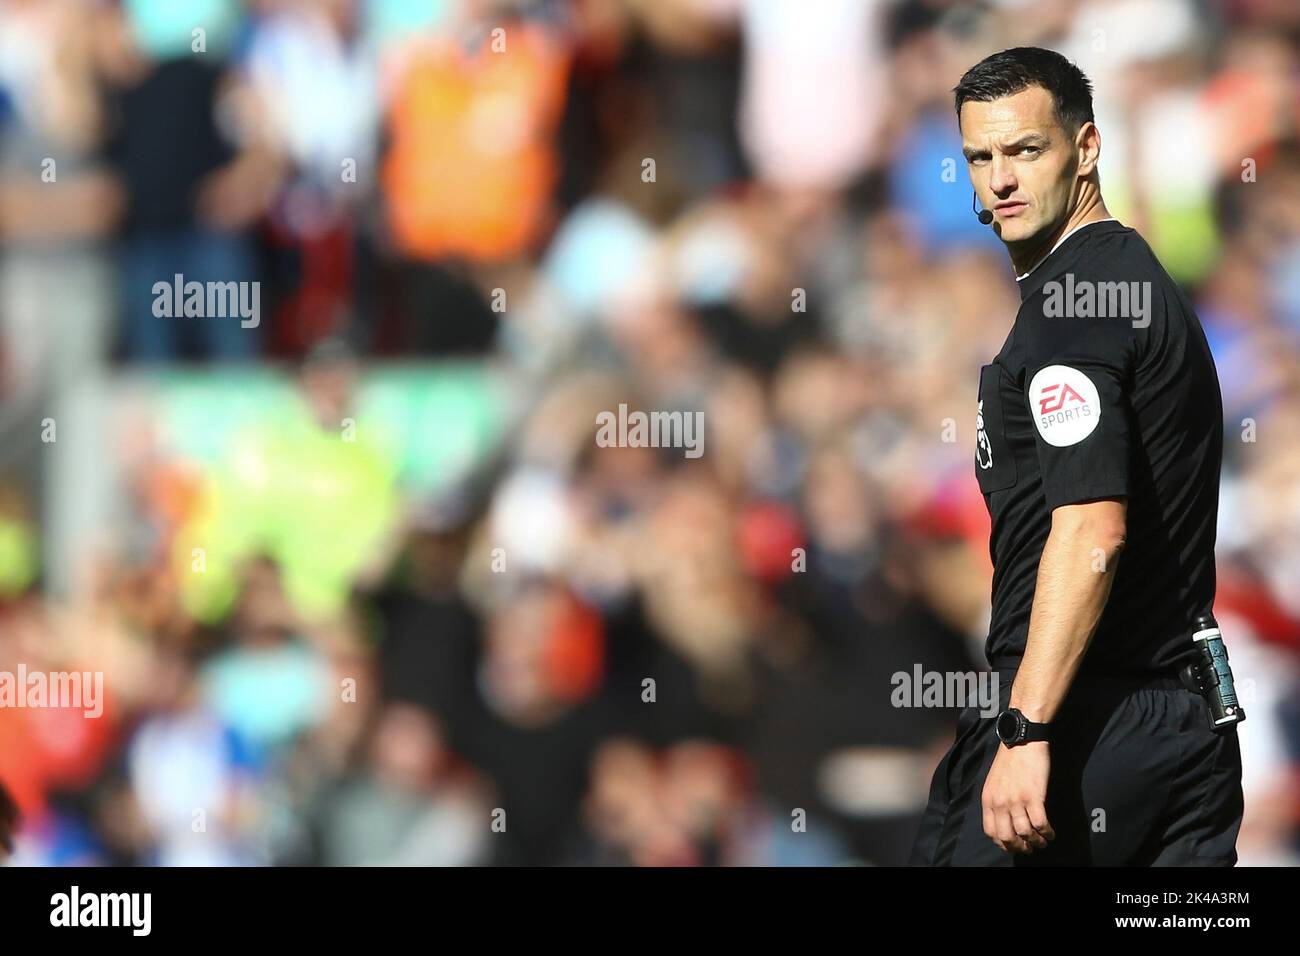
[{"xmin": 1, "ymin": 0, "xmax": 1300, "ymax": 866}]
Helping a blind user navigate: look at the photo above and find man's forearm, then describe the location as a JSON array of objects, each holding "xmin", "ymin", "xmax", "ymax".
[{"xmin": 1011, "ymin": 501, "xmax": 1127, "ymax": 723}]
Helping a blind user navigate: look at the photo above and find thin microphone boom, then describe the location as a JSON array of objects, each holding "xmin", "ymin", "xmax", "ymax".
[{"xmin": 973, "ymin": 190, "xmax": 994, "ymax": 225}]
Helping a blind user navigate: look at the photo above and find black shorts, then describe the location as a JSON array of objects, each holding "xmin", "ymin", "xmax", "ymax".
[{"xmin": 909, "ymin": 668, "xmax": 1244, "ymax": 866}]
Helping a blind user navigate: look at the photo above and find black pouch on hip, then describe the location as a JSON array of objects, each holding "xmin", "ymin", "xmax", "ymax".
[{"xmin": 1178, "ymin": 613, "xmax": 1246, "ymax": 734}]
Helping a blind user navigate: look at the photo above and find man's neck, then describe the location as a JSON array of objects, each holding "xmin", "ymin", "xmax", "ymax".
[{"xmin": 1009, "ymin": 190, "xmax": 1111, "ymax": 277}]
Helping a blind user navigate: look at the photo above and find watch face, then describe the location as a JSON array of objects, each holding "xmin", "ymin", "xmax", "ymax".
[{"xmin": 997, "ymin": 710, "xmax": 1021, "ymax": 744}]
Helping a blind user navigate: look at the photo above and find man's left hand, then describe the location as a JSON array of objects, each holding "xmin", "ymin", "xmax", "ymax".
[{"xmin": 982, "ymin": 742, "xmax": 1055, "ymax": 854}]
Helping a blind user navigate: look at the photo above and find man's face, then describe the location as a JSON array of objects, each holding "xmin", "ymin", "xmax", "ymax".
[{"xmin": 960, "ymin": 85, "xmax": 1085, "ymax": 248}]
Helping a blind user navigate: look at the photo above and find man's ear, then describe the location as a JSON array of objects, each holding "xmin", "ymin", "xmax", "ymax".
[{"xmin": 1075, "ymin": 121, "xmax": 1101, "ymax": 177}]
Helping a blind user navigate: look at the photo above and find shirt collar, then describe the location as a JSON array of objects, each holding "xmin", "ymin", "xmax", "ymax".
[{"xmin": 1015, "ymin": 218, "xmax": 1119, "ymax": 283}]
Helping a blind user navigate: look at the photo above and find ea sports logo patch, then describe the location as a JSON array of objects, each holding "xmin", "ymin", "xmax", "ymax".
[{"xmin": 1028, "ymin": 365, "xmax": 1100, "ymax": 446}]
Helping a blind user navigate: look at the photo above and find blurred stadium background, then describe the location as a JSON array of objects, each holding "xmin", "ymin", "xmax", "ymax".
[{"xmin": 0, "ymin": 0, "xmax": 1298, "ymax": 866}]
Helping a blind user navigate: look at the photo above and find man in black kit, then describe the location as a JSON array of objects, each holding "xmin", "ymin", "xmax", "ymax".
[{"xmin": 910, "ymin": 48, "xmax": 1244, "ymax": 866}]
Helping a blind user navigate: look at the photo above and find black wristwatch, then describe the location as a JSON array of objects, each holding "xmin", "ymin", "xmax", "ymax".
[{"xmin": 995, "ymin": 708, "xmax": 1051, "ymax": 746}]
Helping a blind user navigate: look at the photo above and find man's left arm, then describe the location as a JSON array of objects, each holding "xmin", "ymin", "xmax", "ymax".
[
  {"xmin": 982, "ymin": 304, "xmax": 1141, "ymax": 855},
  {"xmin": 1014, "ymin": 497, "xmax": 1126, "ymax": 723},
  {"xmin": 981, "ymin": 498, "xmax": 1126, "ymax": 855}
]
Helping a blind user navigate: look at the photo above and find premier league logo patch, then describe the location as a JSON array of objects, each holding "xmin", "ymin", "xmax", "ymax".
[
  {"xmin": 976, "ymin": 399, "xmax": 994, "ymax": 469},
  {"xmin": 1028, "ymin": 365, "xmax": 1101, "ymax": 446}
]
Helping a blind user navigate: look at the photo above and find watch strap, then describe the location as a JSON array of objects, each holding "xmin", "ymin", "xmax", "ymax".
[
  {"xmin": 1020, "ymin": 717, "xmax": 1051, "ymax": 742},
  {"xmin": 998, "ymin": 708, "xmax": 1052, "ymax": 745}
]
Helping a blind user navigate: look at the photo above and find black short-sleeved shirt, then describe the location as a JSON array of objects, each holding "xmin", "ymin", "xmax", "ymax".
[
  {"xmin": 104, "ymin": 57, "xmax": 235, "ymax": 233},
  {"xmin": 975, "ymin": 219, "xmax": 1223, "ymax": 676}
]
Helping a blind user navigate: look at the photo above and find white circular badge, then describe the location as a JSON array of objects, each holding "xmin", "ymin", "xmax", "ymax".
[{"xmin": 1027, "ymin": 364, "xmax": 1101, "ymax": 447}]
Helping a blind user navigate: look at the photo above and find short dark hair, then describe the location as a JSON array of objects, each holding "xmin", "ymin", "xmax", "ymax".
[{"xmin": 954, "ymin": 47, "xmax": 1094, "ymax": 134}]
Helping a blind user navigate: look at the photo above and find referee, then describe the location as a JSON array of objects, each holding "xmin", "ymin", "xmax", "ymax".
[{"xmin": 910, "ymin": 48, "xmax": 1244, "ymax": 866}]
